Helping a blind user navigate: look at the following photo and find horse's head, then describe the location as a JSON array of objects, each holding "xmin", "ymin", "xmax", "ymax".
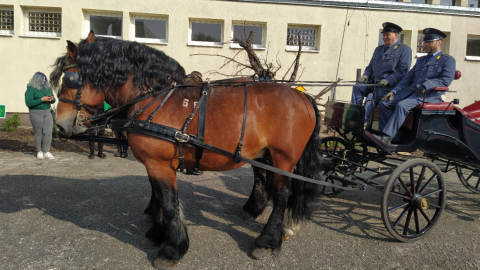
[{"xmin": 54, "ymin": 31, "xmax": 105, "ymax": 137}]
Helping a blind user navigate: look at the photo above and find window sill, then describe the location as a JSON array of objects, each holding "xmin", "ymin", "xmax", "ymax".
[
  {"xmin": 82, "ymin": 35, "xmax": 123, "ymax": 40},
  {"xmin": 134, "ymin": 39, "xmax": 168, "ymax": 45},
  {"xmin": 18, "ymin": 35, "xmax": 61, "ymax": 39},
  {"xmin": 230, "ymin": 45, "xmax": 266, "ymax": 50},
  {"xmin": 465, "ymin": 56, "xmax": 480, "ymax": 61},
  {"xmin": 0, "ymin": 33, "xmax": 14, "ymax": 37},
  {"xmin": 285, "ymin": 48, "xmax": 321, "ymax": 53},
  {"xmin": 187, "ymin": 42, "xmax": 224, "ymax": 48}
]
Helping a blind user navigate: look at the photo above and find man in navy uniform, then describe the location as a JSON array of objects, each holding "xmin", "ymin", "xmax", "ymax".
[
  {"xmin": 351, "ymin": 22, "xmax": 412, "ymax": 122},
  {"xmin": 374, "ymin": 28, "xmax": 456, "ymax": 144}
]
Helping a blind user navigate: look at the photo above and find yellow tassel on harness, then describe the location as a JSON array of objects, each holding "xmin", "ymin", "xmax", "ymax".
[{"xmin": 295, "ymin": 86, "xmax": 306, "ymax": 92}]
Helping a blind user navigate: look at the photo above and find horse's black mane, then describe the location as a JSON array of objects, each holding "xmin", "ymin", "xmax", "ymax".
[
  {"xmin": 50, "ymin": 37, "xmax": 114, "ymax": 91},
  {"xmin": 50, "ymin": 37, "xmax": 186, "ymax": 93}
]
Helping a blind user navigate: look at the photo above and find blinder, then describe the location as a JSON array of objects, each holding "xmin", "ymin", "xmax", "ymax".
[{"xmin": 63, "ymin": 71, "xmax": 82, "ymax": 89}]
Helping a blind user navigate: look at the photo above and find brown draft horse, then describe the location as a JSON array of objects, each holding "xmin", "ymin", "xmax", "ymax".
[{"xmin": 52, "ymin": 32, "xmax": 326, "ymax": 268}]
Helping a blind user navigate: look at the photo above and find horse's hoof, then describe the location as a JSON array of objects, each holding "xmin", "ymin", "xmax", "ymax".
[
  {"xmin": 251, "ymin": 247, "xmax": 272, "ymax": 260},
  {"xmin": 141, "ymin": 237, "xmax": 157, "ymax": 248},
  {"xmin": 153, "ymin": 257, "xmax": 179, "ymax": 269},
  {"xmin": 283, "ymin": 228, "xmax": 294, "ymax": 241},
  {"xmin": 242, "ymin": 211, "xmax": 255, "ymax": 221}
]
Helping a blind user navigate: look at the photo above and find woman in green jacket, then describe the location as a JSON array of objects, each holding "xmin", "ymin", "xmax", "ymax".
[{"xmin": 24, "ymin": 72, "xmax": 56, "ymax": 160}]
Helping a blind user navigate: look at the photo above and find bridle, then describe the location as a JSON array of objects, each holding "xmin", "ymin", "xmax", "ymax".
[{"xmin": 58, "ymin": 63, "xmax": 99, "ymax": 130}]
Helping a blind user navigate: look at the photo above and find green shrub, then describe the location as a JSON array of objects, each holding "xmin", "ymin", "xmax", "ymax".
[
  {"xmin": 52, "ymin": 126, "xmax": 58, "ymax": 137},
  {"xmin": 2, "ymin": 113, "xmax": 21, "ymax": 132}
]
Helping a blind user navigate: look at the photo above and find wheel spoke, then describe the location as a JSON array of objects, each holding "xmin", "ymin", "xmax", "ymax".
[
  {"xmin": 397, "ymin": 176, "xmax": 412, "ymax": 197},
  {"xmin": 333, "ymin": 141, "xmax": 338, "ymax": 151},
  {"xmin": 393, "ymin": 206, "xmax": 410, "ymax": 228},
  {"xmin": 465, "ymin": 170, "xmax": 474, "ymax": 183},
  {"xmin": 414, "ymin": 209, "xmax": 420, "ymax": 234},
  {"xmin": 391, "ymin": 192, "xmax": 411, "ymax": 200},
  {"xmin": 415, "ymin": 165, "xmax": 427, "ymax": 193},
  {"xmin": 419, "ymin": 173, "xmax": 438, "ymax": 194},
  {"xmin": 475, "ymin": 177, "xmax": 480, "ymax": 189},
  {"xmin": 409, "ymin": 167, "xmax": 415, "ymax": 194},
  {"xmin": 403, "ymin": 207, "xmax": 413, "ymax": 235},
  {"xmin": 423, "ymin": 189, "xmax": 443, "ymax": 198},
  {"xmin": 429, "ymin": 204, "xmax": 440, "ymax": 209},
  {"xmin": 419, "ymin": 208, "xmax": 432, "ymax": 225},
  {"xmin": 389, "ymin": 202, "xmax": 409, "ymax": 213}
]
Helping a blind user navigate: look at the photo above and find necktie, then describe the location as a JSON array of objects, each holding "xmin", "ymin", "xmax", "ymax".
[{"xmin": 425, "ymin": 55, "xmax": 432, "ymax": 63}]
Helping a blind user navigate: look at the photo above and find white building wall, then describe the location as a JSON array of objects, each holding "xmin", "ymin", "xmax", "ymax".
[{"xmin": 0, "ymin": 0, "xmax": 479, "ymax": 115}]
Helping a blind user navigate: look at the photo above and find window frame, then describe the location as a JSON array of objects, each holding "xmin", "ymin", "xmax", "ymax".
[
  {"xmin": 378, "ymin": 32, "xmax": 406, "ymax": 46},
  {"xmin": 0, "ymin": 7, "xmax": 14, "ymax": 36},
  {"xmin": 130, "ymin": 14, "xmax": 168, "ymax": 45},
  {"xmin": 230, "ymin": 22, "xmax": 266, "ymax": 50},
  {"xmin": 24, "ymin": 8, "xmax": 62, "ymax": 38},
  {"xmin": 188, "ymin": 19, "xmax": 224, "ymax": 47},
  {"xmin": 286, "ymin": 25, "xmax": 320, "ymax": 53},
  {"xmin": 84, "ymin": 11, "xmax": 123, "ymax": 40},
  {"xmin": 466, "ymin": 35, "xmax": 480, "ymax": 61}
]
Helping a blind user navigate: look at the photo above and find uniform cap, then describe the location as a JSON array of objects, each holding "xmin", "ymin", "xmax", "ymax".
[
  {"xmin": 381, "ymin": 22, "xmax": 402, "ymax": 33},
  {"xmin": 423, "ymin": 28, "xmax": 447, "ymax": 42}
]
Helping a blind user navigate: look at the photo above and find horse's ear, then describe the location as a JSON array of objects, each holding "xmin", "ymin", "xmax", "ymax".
[
  {"xmin": 66, "ymin": 40, "xmax": 78, "ymax": 62},
  {"xmin": 85, "ymin": 30, "xmax": 96, "ymax": 44}
]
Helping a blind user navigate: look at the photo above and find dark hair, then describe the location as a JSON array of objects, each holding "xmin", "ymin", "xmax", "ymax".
[
  {"xmin": 50, "ymin": 36, "xmax": 116, "ymax": 91},
  {"xmin": 77, "ymin": 40, "xmax": 186, "ymax": 93}
]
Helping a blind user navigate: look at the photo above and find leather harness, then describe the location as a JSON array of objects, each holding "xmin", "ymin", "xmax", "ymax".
[{"xmin": 58, "ymin": 64, "xmax": 357, "ymax": 190}]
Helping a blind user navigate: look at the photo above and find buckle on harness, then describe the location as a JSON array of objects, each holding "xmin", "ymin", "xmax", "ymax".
[{"xmin": 175, "ymin": 131, "xmax": 190, "ymax": 143}]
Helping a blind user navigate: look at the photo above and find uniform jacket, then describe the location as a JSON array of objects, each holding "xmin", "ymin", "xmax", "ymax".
[
  {"xmin": 390, "ymin": 51, "xmax": 456, "ymax": 102},
  {"xmin": 363, "ymin": 42, "xmax": 412, "ymax": 88}
]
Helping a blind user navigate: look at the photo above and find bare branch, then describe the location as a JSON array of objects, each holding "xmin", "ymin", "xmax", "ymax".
[{"xmin": 288, "ymin": 33, "xmax": 302, "ymax": 82}]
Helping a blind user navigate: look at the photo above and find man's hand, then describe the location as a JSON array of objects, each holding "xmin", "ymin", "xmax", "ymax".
[
  {"xmin": 416, "ymin": 84, "xmax": 426, "ymax": 96},
  {"xmin": 378, "ymin": 79, "xmax": 389, "ymax": 87},
  {"xmin": 382, "ymin": 92, "xmax": 395, "ymax": 101},
  {"xmin": 358, "ymin": 75, "xmax": 368, "ymax": 83}
]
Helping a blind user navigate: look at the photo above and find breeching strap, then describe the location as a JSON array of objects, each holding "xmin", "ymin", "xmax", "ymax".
[{"xmin": 234, "ymin": 84, "xmax": 248, "ymax": 163}]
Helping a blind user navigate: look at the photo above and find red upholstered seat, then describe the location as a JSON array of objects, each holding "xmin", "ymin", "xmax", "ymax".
[
  {"xmin": 468, "ymin": 110, "xmax": 480, "ymax": 119},
  {"xmin": 415, "ymin": 102, "xmax": 454, "ymax": 110}
]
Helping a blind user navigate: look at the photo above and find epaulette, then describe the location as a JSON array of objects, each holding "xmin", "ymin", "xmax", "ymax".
[{"xmin": 441, "ymin": 54, "xmax": 450, "ymax": 58}]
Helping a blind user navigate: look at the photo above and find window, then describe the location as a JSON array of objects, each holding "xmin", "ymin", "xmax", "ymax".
[
  {"xmin": 189, "ymin": 20, "xmax": 223, "ymax": 47},
  {"xmin": 131, "ymin": 15, "xmax": 167, "ymax": 44},
  {"xmin": 439, "ymin": 0, "xmax": 456, "ymax": 5},
  {"xmin": 24, "ymin": 9, "xmax": 61, "ymax": 37},
  {"xmin": 466, "ymin": 35, "xmax": 480, "ymax": 60},
  {"xmin": 468, "ymin": 0, "xmax": 478, "ymax": 7},
  {"xmin": 0, "ymin": 8, "xmax": 14, "ymax": 35},
  {"xmin": 378, "ymin": 33, "xmax": 405, "ymax": 46},
  {"xmin": 85, "ymin": 13, "xmax": 122, "ymax": 39},
  {"xmin": 411, "ymin": 0, "xmax": 428, "ymax": 3},
  {"xmin": 231, "ymin": 23, "xmax": 265, "ymax": 49},
  {"xmin": 286, "ymin": 25, "xmax": 320, "ymax": 52}
]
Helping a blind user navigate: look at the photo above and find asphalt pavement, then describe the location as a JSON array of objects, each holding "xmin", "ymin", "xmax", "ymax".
[{"xmin": 1, "ymin": 151, "xmax": 479, "ymax": 270}]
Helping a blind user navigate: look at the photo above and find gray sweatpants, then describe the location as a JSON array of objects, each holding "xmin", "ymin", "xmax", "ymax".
[{"xmin": 29, "ymin": 109, "xmax": 53, "ymax": 152}]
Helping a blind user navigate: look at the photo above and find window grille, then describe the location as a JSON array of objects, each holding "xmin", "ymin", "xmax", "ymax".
[
  {"xmin": 0, "ymin": 10, "xmax": 14, "ymax": 31},
  {"xmin": 287, "ymin": 28, "xmax": 316, "ymax": 47},
  {"xmin": 417, "ymin": 34, "xmax": 425, "ymax": 53},
  {"xmin": 29, "ymin": 12, "xmax": 61, "ymax": 33}
]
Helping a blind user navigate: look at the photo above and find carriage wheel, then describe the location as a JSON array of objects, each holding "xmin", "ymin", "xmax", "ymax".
[
  {"xmin": 381, "ymin": 159, "xmax": 446, "ymax": 242},
  {"xmin": 319, "ymin": 136, "xmax": 357, "ymax": 196},
  {"xmin": 456, "ymin": 166, "xmax": 480, "ymax": 194}
]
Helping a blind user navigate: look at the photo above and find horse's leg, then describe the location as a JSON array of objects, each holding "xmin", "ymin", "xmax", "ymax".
[
  {"xmin": 142, "ymin": 177, "xmax": 156, "ymax": 221},
  {"xmin": 242, "ymin": 158, "xmax": 274, "ymax": 220},
  {"xmin": 141, "ymin": 162, "xmax": 189, "ymax": 268},
  {"xmin": 252, "ymin": 158, "xmax": 294, "ymax": 259}
]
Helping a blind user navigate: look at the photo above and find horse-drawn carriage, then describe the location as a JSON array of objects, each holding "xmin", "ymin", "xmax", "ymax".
[
  {"xmin": 321, "ymin": 70, "xmax": 480, "ymax": 241},
  {"xmin": 52, "ymin": 32, "xmax": 479, "ymax": 267}
]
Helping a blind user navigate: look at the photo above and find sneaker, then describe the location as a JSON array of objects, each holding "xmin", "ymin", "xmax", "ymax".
[
  {"xmin": 37, "ymin": 151, "xmax": 44, "ymax": 160},
  {"xmin": 44, "ymin": 152, "xmax": 55, "ymax": 160}
]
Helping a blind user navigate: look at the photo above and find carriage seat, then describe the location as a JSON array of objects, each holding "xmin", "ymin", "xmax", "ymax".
[{"xmin": 413, "ymin": 70, "xmax": 461, "ymax": 113}]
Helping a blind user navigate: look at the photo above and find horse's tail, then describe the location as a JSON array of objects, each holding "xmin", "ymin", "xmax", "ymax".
[{"xmin": 288, "ymin": 94, "xmax": 324, "ymax": 222}]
